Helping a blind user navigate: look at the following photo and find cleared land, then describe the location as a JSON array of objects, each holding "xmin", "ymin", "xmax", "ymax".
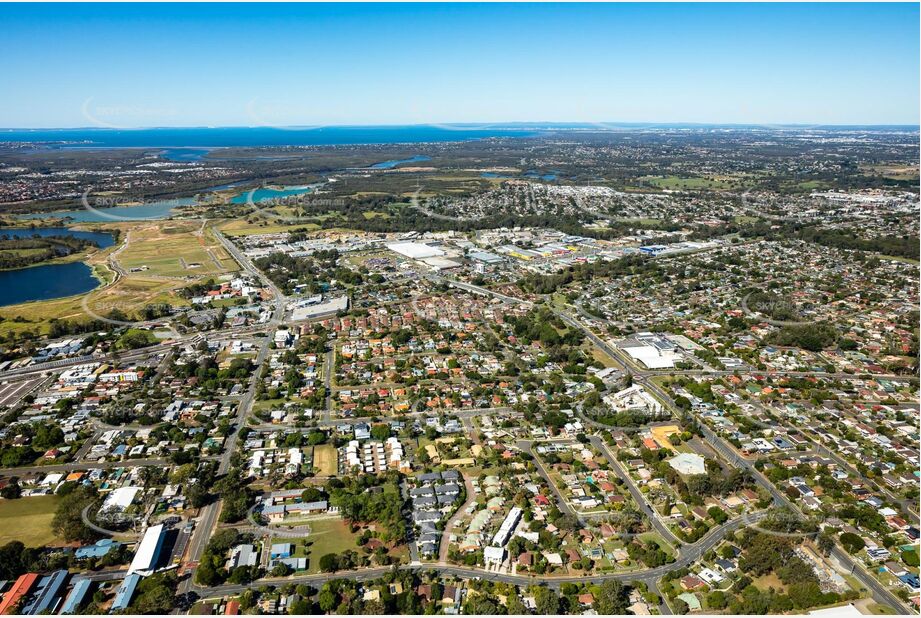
[
  {"xmin": 118, "ymin": 222, "xmax": 236, "ymax": 278},
  {"xmin": 84, "ymin": 276, "xmax": 189, "ymax": 319},
  {"xmin": 312, "ymin": 444, "xmax": 338, "ymax": 476}
]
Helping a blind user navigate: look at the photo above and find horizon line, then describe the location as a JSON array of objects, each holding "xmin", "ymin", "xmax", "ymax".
[{"xmin": 2, "ymin": 121, "xmax": 919, "ymax": 132}]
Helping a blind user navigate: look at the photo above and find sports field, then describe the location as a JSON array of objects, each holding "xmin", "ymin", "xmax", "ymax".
[{"xmin": 0, "ymin": 495, "xmax": 63, "ymax": 547}]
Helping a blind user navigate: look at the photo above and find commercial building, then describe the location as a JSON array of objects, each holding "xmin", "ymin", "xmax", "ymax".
[
  {"xmin": 290, "ymin": 296, "xmax": 349, "ymax": 321},
  {"xmin": 127, "ymin": 524, "xmax": 166, "ymax": 577},
  {"xmin": 386, "ymin": 242, "xmax": 444, "ymax": 260},
  {"xmin": 668, "ymin": 452, "xmax": 707, "ymax": 476}
]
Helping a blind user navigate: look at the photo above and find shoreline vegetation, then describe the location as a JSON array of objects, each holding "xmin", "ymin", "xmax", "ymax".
[{"xmin": 0, "ymin": 234, "xmax": 98, "ymax": 271}]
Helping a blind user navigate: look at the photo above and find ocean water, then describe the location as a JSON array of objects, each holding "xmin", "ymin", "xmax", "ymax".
[{"xmin": 1, "ymin": 125, "xmax": 537, "ymax": 148}]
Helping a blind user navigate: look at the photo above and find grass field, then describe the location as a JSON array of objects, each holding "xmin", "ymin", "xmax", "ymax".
[
  {"xmin": 0, "ymin": 495, "xmax": 62, "ymax": 547},
  {"xmin": 637, "ymin": 530, "xmax": 675, "ymax": 556},
  {"xmin": 118, "ymin": 222, "xmax": 236, "ymax": 277},
  {"xmin": 218, "ymin": 218, "xmax": 319, "ymax": 236},
  {"xmin": 275, "ymin": 518, "xmax": 358, "ymax": 573},
  {"xmin": 642, "ymin": 175, "xmax": 733, "ymax": 190},
  {"xmin": 0, "ymin": 294, "xmax": 87, "ymax": 339},
  {"xmin": 312, "ymin": 445, "xmax": 338, "ymax": 476},
  {"xmin": 590, "ymin": 346, "xmax": 618, "ymax": 368},
  {"xmin": 860, "ymin": 164, "xmax": 919, "ymax": 182},
  {"xmin": 305, "ymin": 518, "xmax": 359, "ymax": 572},
  {"xmin": 752, "ymin": 572, "xmax": 787, "ymax": 592}
]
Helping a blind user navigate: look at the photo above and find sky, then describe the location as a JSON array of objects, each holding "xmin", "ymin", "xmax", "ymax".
[{"xmin": 1, "ymin": 3, "xmax": 918, "ymax": 128}]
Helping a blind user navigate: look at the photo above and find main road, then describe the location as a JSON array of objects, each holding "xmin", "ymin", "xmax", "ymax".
[
  {"xmin": 588, "ymin": 435, "xmax": 681, "ymax": 548},
  {"xmin": 195, "ymin": 511, "xmax": 766, "ymax": 598},
  {"xmin": 178, "ymin": 225, "xmax": 287, "ymax": 596}
]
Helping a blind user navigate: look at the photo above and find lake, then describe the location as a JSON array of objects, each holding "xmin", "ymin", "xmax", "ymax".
[
  {"xmin": 0, "ymin": 227, "xmax": 116, "ymax": 307},
  {"xmin": 0, "ymin": 227, "xmax": 116, "ymax": 249},
  {"xmin": 0, "ymin": 261, "xmax": 100, "ymax": 307},
  {"xmin": 159, "ymin": 148, "xmax": 212, "ymax": 162},
  {"xmin": 524, "ymin": 170, "xmax": 558, "ymax": 181}
]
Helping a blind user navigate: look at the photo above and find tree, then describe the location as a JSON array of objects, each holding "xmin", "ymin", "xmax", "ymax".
[
  {"xmin": 506, "ymin": 593, "xmax": 528, "ymax": 615},
  {"xmin": 707, "ymin": 590, "xmax": 729, "ymax": 610},
  {"xmin": 52, "ymin": 487, "xmax": 98, "ymax": 543},
  {"xmin": 816, "ymin": 532, "xmax": 835, "ymax": 556},
  {"xmin": 593, "ymin": 580, "xmax": 629, "ymax": 615},
  {"xmin": 133, "ymin": 586, "xmax": 174, "ymax": 613},
  {"xmin": 533, "ymin": 587, "xmax": 561, "ymax": 615},
  {"xmin": 319, "ymin": 553, "xmax": 339, "ymax": 572},
  {"xmin": 708, "ymin": 506, "xmax": 729, "ymax": 525},
  {"xmin": 0, "ymin": 479, "xmax": 22, "ymax": 500},
  {"xmin": 464, "ymin": 596, "xmax": 500, "ymax": 614},
  {"xmin": 370, "ymin": 424, "xmax": 391, "ymax": 441},
  {"xmin": 318, "ymin": 588, "xmax": 338, "ymax": 612},
  {"xmin": 289, "ymin": 599, "xmax": 311, "ymax": 614},
  {"xmin": 839, "ymin": 532, "xmax": 865, "ymax": 554},
  {"xmin": 0, "ymin": 542, "xmax": 26, "ymax": 580}
]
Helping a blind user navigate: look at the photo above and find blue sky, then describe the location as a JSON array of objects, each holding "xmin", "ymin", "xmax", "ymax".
[{"xmin": 1, "ymin": 3, "xmax": 918, "ymax": 128}]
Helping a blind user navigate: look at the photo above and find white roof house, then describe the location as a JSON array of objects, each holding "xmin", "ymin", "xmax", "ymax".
[
  {"xmin": 101, "ymin": 486, "xmax": 141, "ymax": 513},
  {"xmin": 484, "ymin": 546, "xmax": 506, "ymax": 564}
]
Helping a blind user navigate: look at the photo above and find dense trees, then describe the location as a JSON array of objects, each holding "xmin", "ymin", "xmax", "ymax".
[
  {"xmin": 328, "ymin": 473, "xmax": 406, "ymax": 544},
  {"xmin": 254, "ymin": 250, "xmax": 362, "ymax": 294},
  {"xmin": 52, "ymin": 486, "xmax": 99, "ymax": 543},
  {"xmin": 0, "ymin": 235, "xmax": 97, "ymax": 270},
  {"xmin": 768, "ymin": 323, "xmax": 838, "ymax": 352},
  {"xmin": 699, "ymin": 527, "xmax": 858, "ymax": 614},
  {"xmin": 518, "ymin": 255, "xmax": 659, "ymax": 295}
]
